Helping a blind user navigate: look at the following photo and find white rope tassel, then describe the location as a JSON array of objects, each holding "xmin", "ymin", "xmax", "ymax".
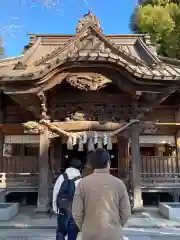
[
  {"xmin": 94, "ymin": 132, "xmax": 98, "ymax": 144},
  {"xmin": 67, "ymin": 136, "xmax": 73, "ymax": 150},
  {"xmin": 88, "ymin": 137, "xmax": 95, "ymax": 152},
  {"xmin": 83, "ymin": 133, "xmax": 87, "ymax": 144},
  {"xmin": 104, "ymin": 133, "xmax": 108, "ymax": 145},
  {"xmin": 78, "ymin": 137, "xmax": 84, "ymax": 152},
  {"xmin": 107, "ymin": 137, "xmax": 112, "ymax": 150},
  {"xmin": 72, "ymin": 135, "xmax": 77, "ymax": 146},
  {"xmin": 97, "ymin": 137, "xmax": 103, "ymax": 148}
]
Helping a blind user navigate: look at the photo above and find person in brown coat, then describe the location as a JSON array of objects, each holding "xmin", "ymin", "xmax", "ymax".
[{"xmin": 72, "ymin": 148, "xmax": 131, "ymax": 240}]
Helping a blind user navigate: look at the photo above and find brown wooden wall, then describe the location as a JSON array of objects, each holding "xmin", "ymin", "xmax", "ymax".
[
  {"xmin": 0, "ymin": 156, "xmax": 38, "ymax": 173},
  {"xmin": 147, "ymin": 109, "xmax": 175, "ymax": 122},
  {"xmin": 4, "ymin": 96, "xmax": 36, "ymax": 123}
]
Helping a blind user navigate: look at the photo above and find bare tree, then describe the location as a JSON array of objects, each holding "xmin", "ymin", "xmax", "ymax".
[
  {"xmin": 21, "ymin": 0, "xmax": 61, "ymax": 8},
  {"xmin": 0, "ymin": 0, "xmax": 89, "ymax": 56}
]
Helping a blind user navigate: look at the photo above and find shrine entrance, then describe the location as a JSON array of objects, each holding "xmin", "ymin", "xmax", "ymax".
[
  {"xmin": 62, "ymin": 143, "xmax": 88, "ymax": 171},
  {"xmin": 60, "ymin": 137, "xmax": 119, "ymax": 179}
]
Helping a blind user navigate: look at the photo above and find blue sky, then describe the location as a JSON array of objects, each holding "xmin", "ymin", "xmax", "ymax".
[{"xmin": 1, "ymin": 0, "xmax": 137, "ymax": 57}]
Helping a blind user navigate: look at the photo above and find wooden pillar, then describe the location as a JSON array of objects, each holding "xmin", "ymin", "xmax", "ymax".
[
  {"xmin": 131, "ymin": 122, "xmax": 143, "ymax": 212},
  {"xmin": 176, "ymin": 131, "xmax": 180, "ymax": 173},
  {"xmin": 175, "ymin": 109, "xmax": 180, "ymax": 173},
  {"xmin": 0, "ymin": 96, "xmax": 4, "ymax": 172},
  {"xmin": 35, "ymin": 126, "xmax": 49, "ymax": 212},
  {"xmin": 117, "ymin": 136, "xmax": 129, "ymax": 180}
]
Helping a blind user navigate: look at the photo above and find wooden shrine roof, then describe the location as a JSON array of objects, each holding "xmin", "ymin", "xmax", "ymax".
[{"xmin": 0, "ymin": 11, "xmax": 180, "ymax": 86}]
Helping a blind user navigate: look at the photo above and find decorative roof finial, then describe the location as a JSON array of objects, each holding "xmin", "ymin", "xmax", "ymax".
[
  {"xmin": 88, "ymin": 8, "xmax": 92, "ymax": 14},
  {"xmin": 76, "ymin": 10, "xmax": 102, "ymax": 33}
]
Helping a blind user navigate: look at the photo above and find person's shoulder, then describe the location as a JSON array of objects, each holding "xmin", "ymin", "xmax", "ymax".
[
  {"xmin": 78, "ymin": 174, "xmax": 93, "ymax": 185},
  {"xmin": 55, "ymin": 173, "xmax": 63, "ymax": 182},
  {"xmin": 109, "ymin": 175, "xmax": 126, "ymax": 186},
  {"xmin": 80, "ymin": 174, "xmax": 92, "ymax": 182}
]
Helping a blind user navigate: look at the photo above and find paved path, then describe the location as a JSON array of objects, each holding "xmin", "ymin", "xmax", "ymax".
[{"xmin": 1, "ymin": 229, "xmax": 180, "ymax": 240}]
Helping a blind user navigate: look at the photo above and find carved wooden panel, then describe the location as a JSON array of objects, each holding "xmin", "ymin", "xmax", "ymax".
[
  {"xmin": 47, "ymin": 86, "xmax": 143, "ymax": 121},
  {"xmin": 65, "ymin": 73, "xmax": 112, "ymax": 91},
  {"xmin": 49, "ymin": 102, "xmax": 143, "ymax": 122},
  {"xmin": 145, "ymin": 109, "xmax": 175, "ymax": 122}
]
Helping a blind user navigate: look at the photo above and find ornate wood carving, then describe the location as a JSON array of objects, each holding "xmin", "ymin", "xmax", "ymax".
[
  {"xmin": 23, "ymin": 121, "xmax": 42, "ymax": 134},
  {"xmin": 49, "ymin": 102, "xmax": 137, "ymax": 122},
  {"xmin": 38, "ymin": 92, "xmax": 49, "ymax": 121},
  {"xmin": 13, "ymin": 61, "xmax": 26, "ymax": 70},
  {"xmin": 141, "ymin": 121, "xmax": 158, "ymax": 134},
  {"xmin": 65, "ymin": 73, "xmax": 111, "ymax": 91},
  {"xmin": 76, "ymin": 9, "xmax": 102, "ymax": 33}
]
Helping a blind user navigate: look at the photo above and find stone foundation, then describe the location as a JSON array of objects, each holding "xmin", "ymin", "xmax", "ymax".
[
  {"xmin": 159, "ymin": 202, "xmax": 180, "ymax": 220},
  {"xmin": 0, "ymin": 203, "xmax": 19, "ymax": 221}
]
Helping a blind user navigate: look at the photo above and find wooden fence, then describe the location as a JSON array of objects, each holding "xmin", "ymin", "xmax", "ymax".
[{"xmin": 141, "ymin": 156, "xmax": 178, "ymax": 175}]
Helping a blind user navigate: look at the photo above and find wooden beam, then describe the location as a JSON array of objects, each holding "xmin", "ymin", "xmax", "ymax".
[
  {"xmin": 0, "ymin": 124, "xmax": 39, "ymax": 135},
  {"xmin": 35, "ymin": 126, "xmax": 49, "ymax": 213},
  {"xmin": 139, "ymin": 87, "xmax": 177, "ymax": 119},
  {"xmin": 131, "ymin": 122, "xmax": 143, "ymax": 212},
  {"xmin": 155, "ymin": 122, "xmax": 180, "ymax": 126}
]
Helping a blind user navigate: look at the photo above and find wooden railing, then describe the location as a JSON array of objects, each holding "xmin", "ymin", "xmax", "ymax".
[
  {"xmin": 0, "ymin": 156, "xmax": 179, "ymax": 191},
  {"xmin": 140, "ymin": 156, "xmax": 178, "ymax": 174},
  {"xmin": 0, "ymin": 173, "xmax": 38, "ymax": 189}
]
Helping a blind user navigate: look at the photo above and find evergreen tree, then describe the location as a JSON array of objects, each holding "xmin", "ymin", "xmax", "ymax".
[{"xmin": 131, "ymin": 0, "xmax": 180, "ymax": 59}]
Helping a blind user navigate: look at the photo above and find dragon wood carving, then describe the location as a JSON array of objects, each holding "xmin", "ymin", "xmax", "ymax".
[{"xmin": 65, "ymin": 73, "xmax": 111, "ymax": 91}]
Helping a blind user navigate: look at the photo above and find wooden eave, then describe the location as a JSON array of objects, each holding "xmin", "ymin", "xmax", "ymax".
[
  {"xmin": 3, "ymin": 62, "xmax": 180, "ymax": 95},
  {"xmin": 1, "ymin": 25, "xmax": 180, "ymax": 84}
]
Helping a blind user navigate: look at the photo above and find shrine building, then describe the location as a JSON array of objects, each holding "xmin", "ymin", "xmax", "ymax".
[{"xmin": 0, "ymin": 11, "xmax": 180, "ymax": 211}]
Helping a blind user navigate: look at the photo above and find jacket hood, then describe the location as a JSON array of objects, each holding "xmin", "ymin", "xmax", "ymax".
[{"xmin": 65, "ymin": 167, "xmax": 81, "ymax": 180}]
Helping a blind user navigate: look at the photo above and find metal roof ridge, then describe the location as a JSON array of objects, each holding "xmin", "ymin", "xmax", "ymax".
[
  {"xmin": 159, "ymin": 55, "xmax": 180, "ymax": 67},
  {"xmin": 137, "ymin": 37, "xmax": 161, "ymax": 66}
]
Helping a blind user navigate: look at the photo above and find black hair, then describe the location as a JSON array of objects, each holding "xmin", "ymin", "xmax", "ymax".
[
  {"xmin": 89, "ymin": 148, "xmax": 110, "ymax": 169},
  {"xmin": 69, "ymin": 158, "xmax": 82, "ymax": 171}
]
